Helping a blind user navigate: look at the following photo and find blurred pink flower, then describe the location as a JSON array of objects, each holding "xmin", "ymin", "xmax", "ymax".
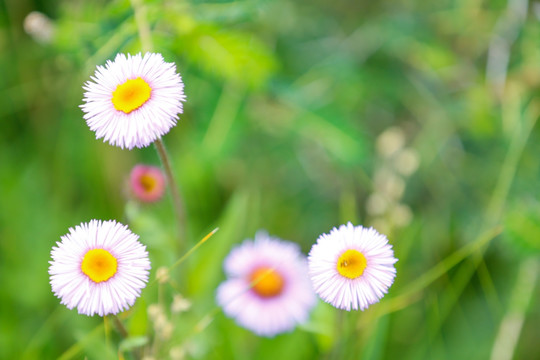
[
  {"xmin": 217, "ymin": 231, "xmax": 316, "ymax": 337},
  {"xmin": 129, "ymin": 164, "xmax": 166, "ymax": 202},
  {"xmin": 49, "ymin": 220, "xmax": 151, "ymax": 316},
  {"xmin": 308, "ymin": 222, "xmax": 397, "ymax": 311}
]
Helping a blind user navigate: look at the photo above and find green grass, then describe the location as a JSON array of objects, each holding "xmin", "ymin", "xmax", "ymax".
[{"xmin": 1, "ymin": 0, "xmax": 540, "ymax": 359}]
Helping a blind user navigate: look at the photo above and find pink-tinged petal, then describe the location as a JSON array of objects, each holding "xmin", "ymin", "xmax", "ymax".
[
  {"xmin": 216, "ymin": 231, "xmax": 316, "ymax": 337},
  {"xmin": 129, "ymin": 164, "xmax": 166, "ymax": 202},
  {"xmin": 308, "ymin": 222, "xmax": 397, "ymax": 311},
  {"xmin": 48, "ymin": 220, "xmax": 151, "ymax": 316},
  {"xmin": 81, "ymin": 53, "xmax": 186, "ymax": 150}
]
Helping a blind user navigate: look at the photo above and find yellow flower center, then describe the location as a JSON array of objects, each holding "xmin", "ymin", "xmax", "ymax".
[
  {"xmin": 140, "ymin": 174, "xmax": 157, "ymax": 192},
  {"xmin": 81, "ymin": 249, "xmax": 118, "ymax": 283},
  {"xmin": 249, "ymin": 267, "xmax": 285, "ymax": 298},
  {"xmin": 111, "ymin": 77, "xmax": 152, "ymax": 114},
  {"xmin": 337, "ymin": 249, "xmax": 367, "ymax": 279}
]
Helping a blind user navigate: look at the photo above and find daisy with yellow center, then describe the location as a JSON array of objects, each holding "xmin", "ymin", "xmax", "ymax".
[
  {"xmin": 81, "ymin": 249, "xmax": 118, "ymax": 283},
  {"xmin": 81, "ymin": 53, "xmax": 186, "ymax": 150},
  {"xmin": 112, "ymin": 77, "xmax": 152, "ymax": 113},
  {"xmin": 250, "ymin": 267, "xmax": 285, "ymax": 297},
  {"xmin": 308, "ymin": 222, "xmax": 397, "ymax": 311},
  {"xmin": 337, "ymin": 249, "xmax": 367, "ymax": 279},
  {"xmin": 49, "ymin": 220, "xmax": 151, "ymax": 316},
  {"xmin": 216, "ymin": 232, "xmax": 316, "ymax": 337},
  {"xmin": 129, "ymin": 164, "xmax": 166, "ymax": 203}
]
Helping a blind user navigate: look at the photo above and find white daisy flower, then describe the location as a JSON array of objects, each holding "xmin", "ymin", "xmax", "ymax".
[
  {"xmin": 49, "ymin": 220, "xmax": 151, "ymax": 316},
  {"xmin": 308, "ymin": 222, "xmax": 397, "ymax": 311},
  {"xmin": 81, "ymin": 52, "xmax": 186, "ymax": 149},
  {"xmin": 216, "ymin": 231, "xmax": 316, "ymax": 337}
]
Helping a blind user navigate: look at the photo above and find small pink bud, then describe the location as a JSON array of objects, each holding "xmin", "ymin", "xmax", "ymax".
[{"xmin": 129, "ymin": 165, "xmax": 166, "ymax": 202}]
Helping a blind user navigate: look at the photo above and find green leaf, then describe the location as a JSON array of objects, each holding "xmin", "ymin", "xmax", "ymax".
[
  {"xmin": 176, "ymin": 23, "xmax": 277, "ymax": 88},
  {"xmin": 118, "ymin": 336, "xmax": 149, "ymax": 353}
]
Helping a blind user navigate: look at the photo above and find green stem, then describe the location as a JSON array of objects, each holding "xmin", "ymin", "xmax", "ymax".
[
  {"xmin": 148, "ymin": 228, "xmax": 218, "ymax": 287},
  {"xmin": 104, "ymin": 316, "xmax": 110, "ymax": 349},
  {"xmin": 129, "ymin": 0, "xmax": 186, "ymax": 245},
  {"xmin": 58, "ymin": 323, "xmax": 104, "ymax": 360},
  {"xmin": 130, "ymin": 0, "xmax": 153, "ymax": 52},
  {"xmin": 112, "ymin": 315, "xmax": 129, "ymax": 338},
  {"xmin": 202, "ymin": 82, "xmax": 244, "ymax": 154},
  {"xmin": 490, "ymin": 257, "xmax": 539, "ymax": 360},
  {"xmin": 328, "ymin": 311, "xmax": 345, "ymax": 360},
  {"xmin": 154, "ymin": 138, "xmax": 187, "ymax": 245},
  {"xmin": 113, "ymin": 315, "xmax": 143, "ymax": 360}
]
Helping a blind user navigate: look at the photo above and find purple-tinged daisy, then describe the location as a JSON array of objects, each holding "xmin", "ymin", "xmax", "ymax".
[
  {"xmin": 216, "ymin": 232, "xmax": 316, "ymax": 337},
  {"xmin": 49, "ymin": 220, "xmax": 151, "ymax": 316},
  {"xmin": 308, "ymin": 222, "xmax": 397, "ymax": 311},
  {"xmin": 129, "ymin": 164, "xmax": 166, "ymax": 203},
  {"xmin": 81, "ymin": 52, "xmax": 186, "ymax": 150}
]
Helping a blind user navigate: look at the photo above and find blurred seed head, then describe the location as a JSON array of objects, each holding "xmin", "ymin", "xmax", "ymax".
[
  {"xmin": 171, "ymin": 294, "xmax": 191, "ymax": 314},
  {"xmin": 170, "ymin": 346, "xmax": 186, "ymax": 360},
  {"xmin": 390, "ymin": 203, "xmax": 413, "ymax": 227},
  {"xmin": 376, "ymin": 126, "xmax": 406, "ymax": 158},
  {"xmin": 147, "ymin": 304, "xmax": 163, "ymax": 321},
  {"xmin": 148, "ymin": 303, "xmax": 174, "ymax": 339},
  {"xmin": 366, "ymin": 193, "xmax": 389, "ymax": 216},
  {"xmin": 23, "ymin": 12, "xmax": 55, "ymax": 44},
  {"xmin": 156, "ymin": 266, "xmax": 169, "ymax": 284},
  {"xmin": 374, "ymin": 168, "xmax": 405, "ymax": 200},
  {"xmin": 161, "ymin": 322, "xmax": 174, "ymax": 340},
  {"xmin": 393, "ymin": 148, "xmax": 420, "ymax": 176},
  {"xmin": 154, "ymin": 312, "xmax": 168, "ymax": 330}
]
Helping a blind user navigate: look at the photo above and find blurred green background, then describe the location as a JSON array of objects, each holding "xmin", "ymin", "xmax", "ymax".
[{"xmin": 1, "ymin": 0, "xmax": 540, "ymax": 359}]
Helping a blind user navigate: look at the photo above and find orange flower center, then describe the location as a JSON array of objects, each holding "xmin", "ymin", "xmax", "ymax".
[
  {"xmin": 140, "ymin": 173, "xmax": 157, "ymax": 192},
  {"xmin": 249, "ymin": 267, "xmax": 285, "ymax": 298},
  {"xmin": 112, "ymin": 77, "xmax": 152, "ymax": 114},
  {"xmin": 81, "ymin": 249, "xmax": 118, "ymax": 283},
  {"xmin": 336, "ymin": 249, "xmax": 367, "ymax": 279}
]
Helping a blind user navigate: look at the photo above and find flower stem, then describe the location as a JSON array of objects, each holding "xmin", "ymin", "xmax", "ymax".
[
  {"xmin": 112, "ymin": 315, "xmax": 143, "ymax": 360},
  {"xmin": 104, "ymin": 315, "xmax": 110, "ymax": 349},
  {"xmin": 130, "ymin": 0, "xmax": 153, "ymax": 52},
  {"xmin": 154, "ymin": 138, "xmax": 187, "ymax": 245},
  {"xmin": 129, "ymin": 0, "xmax": 186, "ymax": 246},
  {"xmin": 112, "ymin": 315, "xmax": 129, "ymax": 338},
  {"xmin": 490, "ymin": 257, "xmax": 540, "ymax": 360}
]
